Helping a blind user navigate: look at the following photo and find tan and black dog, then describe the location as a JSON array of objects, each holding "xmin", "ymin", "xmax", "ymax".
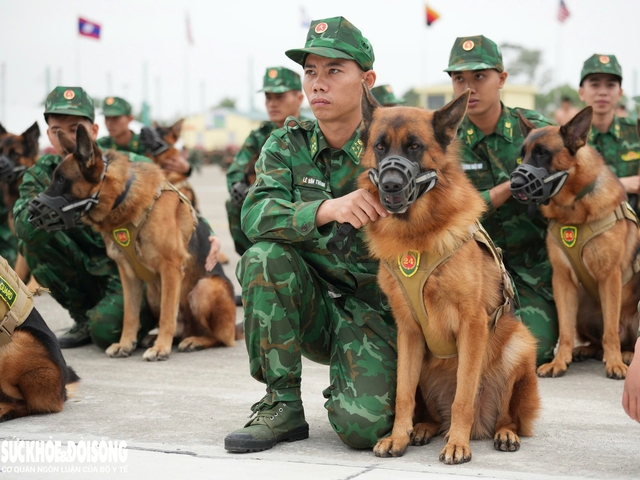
[
  {"xmin": 34, "ymin": 124, "xmax": 237, "ymax": 361},
  {"xmin": 0, "ymin": 256, "xmax": 79, "ymax": 421},
  {"xmin": 511, "ymin": 106, "xmax": 640, "ymax": 379},
  {"xmin": 359, "ymin": 86, "xmax": 540, "ymax": 464}
]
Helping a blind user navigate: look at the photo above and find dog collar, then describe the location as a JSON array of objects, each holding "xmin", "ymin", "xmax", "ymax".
[{"xmin": 112, "ymin": 173, "xmax": 134, "ymax": 211}]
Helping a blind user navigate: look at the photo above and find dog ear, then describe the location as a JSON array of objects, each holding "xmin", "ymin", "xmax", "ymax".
[
  {"xmin": 21, "ymin": 121, "xmax": 40, "ymax": 159},
  {"xmin": 0, "ymin": 122, "xmax": 6, "ymax": 136},
  {"xmin": 57, "ymin": 129, "xmax": 76, "ymax": 156},
  {"xmin": 361, "ymin": 81, "xmax": 379, "ymax": 128},
  {"xmin": 171, "ymin": 119, "xmax": 184, "ymax": 138},
  {"xmin": 517, "ymin": 110, "xmax": 537, "ymax": 139},
  {"xmin": 560, "ymin": 106, "xmax": 592, "ymax": 155},
  {"xmin": 432, "ymin": 89, "xmax": 470, "ymax": 148},
  {"xmin": 74, "ymin": 123, "xmax": 96, "ymax": 169}
]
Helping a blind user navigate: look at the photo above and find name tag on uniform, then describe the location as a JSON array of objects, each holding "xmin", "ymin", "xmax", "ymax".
[
  {"xmin": 462, "ymin": 163, "xmax": 485, "ymax": 171},
  {"xmin": 301, "ymin": 176, "xmax": 327, "ymax": 188}
]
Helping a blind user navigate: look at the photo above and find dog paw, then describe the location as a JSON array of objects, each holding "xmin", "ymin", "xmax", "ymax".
[
  {"xmin": 439, "ymin": 442, "xmax": 472, "ymax": 464},
  {"xmin": 536, "ymin": 361, "xmax": 569, "ymax": 378},
  {"xmin": 178, "ymin": 337, "xmax": 204, "ymax": 352},
  {"xmin": 572, "ymin": 345, "xmax": 600, "ymax": 362},
  {"xmin": 105, "ymin": 342, "xmax": 135, "ymax": 358},
  {"xmin": 622, "ymin": 351, "xmax": 634, "ymax": 366},
  {"xmin": 0, "ymin": 405, "xmax": 16, "ymax": 422},
  {"xmin": 373, "ymin": 436, "xmax": 410, "ymax": 458},
  {"xmin": 605, "ymin": 362, "xmax": 627, "ymax": 380},
  {"xmin": 142, "ymin": 346, "xmax": 170, "ymax": 362},
  {"xmin": 494, "ymin": 429, "xmax": 520, "ymax": 452},
  {"xmin": 411, "ymin": 422, "xmax": 439, "ymax": 446}
]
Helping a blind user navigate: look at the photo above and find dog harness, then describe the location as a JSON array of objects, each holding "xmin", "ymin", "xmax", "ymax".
[
  {"xmin": 382, "ymin": 222, "xmax": 515, "ymax": 359},
  {"xmin": 0, "ymin": 256, "xmax": 35, "ymax": 346},
  {"xmin": 547, "ymin": 201, "xmax": 640, "ymax": 300},
  {"xmin": 110, "ymin": 180, "xmax": 197, "ymax": 283}
]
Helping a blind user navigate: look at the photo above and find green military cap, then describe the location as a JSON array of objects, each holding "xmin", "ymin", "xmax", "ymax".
[
  {"xmin": 444, "ymin": 35, "xmax": 504, "ymax": 73},
  {"xmin": 257, "ymin": 67, "xmax": 302, "ymax": 93},
  {"xmin": 371, "ymin": 85, "xmax": 405, "ymax": 106},
  {"xmin": 580, "ymin": 54, "xmax": 622, "ymax": 85},
  {"xmin": 44, "ymin": 86, "xmax": 95, "ymax": 122},
  {"xmin": 102, "ymin": 96, "xmax": 132, "ymax": 116},
  {"xmin": 285, "ymin": 16, "xmax": 375, "ymax": 71}
]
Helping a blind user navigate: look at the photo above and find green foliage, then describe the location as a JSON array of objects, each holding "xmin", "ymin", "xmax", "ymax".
[
  {"xmin": 401, "ymin": 89, "xmax": 420, "ymax": 107},
  {"xmin": 535, "ymin": 84, "xmax": 583, "ymax": 118}
]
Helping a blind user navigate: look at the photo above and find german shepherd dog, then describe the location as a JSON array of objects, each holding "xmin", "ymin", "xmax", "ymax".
[
  {"xmin": 0, "ymin": 257, "xmax": 79, "ymax": 421},
  {"xmin": 33, "ymin": 124, "xmax": 237, "ymax": 361},
  {"xmin": 510, "ymin": 107, "xmax": 640, "ymax": 379},
  {"xmin": 0, "ymin": 121, "xmax": 41, "ymax": 284},
  {"xmin": 359, "ymin": 87, "xmax": 540, "ymax": 464}
]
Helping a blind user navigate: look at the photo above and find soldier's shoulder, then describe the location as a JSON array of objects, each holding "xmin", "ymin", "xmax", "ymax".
[
  {"xmin": 35, "ymin": 153, "xmax": 62, "ymax": 168},
  {"xmin": 618, "ymin": 116, "xmax": 638, "ymax": 129},
  {"xmin": 96, "ymin": 136, "xmax": 113, "ymax": 147},
  {"xmin": 509, "ymin": 107, "xmax": 554, "ymax": 128}
]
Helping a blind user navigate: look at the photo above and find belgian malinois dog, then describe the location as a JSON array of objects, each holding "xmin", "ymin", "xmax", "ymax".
[
  {"xmin": 33, "ymin": 124, "xmax": 237, "ymax": 361},
  {"xmin": 359, "ymin": 86, "xmax": 540, "ymax": 464},
  {"xmin": 510, "ymin": 106, "xmax": 640, "ymax": 379}
]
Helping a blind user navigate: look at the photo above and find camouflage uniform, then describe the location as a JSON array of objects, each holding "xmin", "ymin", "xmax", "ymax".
[
  {"xmin": 579, "ymin": 55, "xmax": 640, "ymax": 216},
  {"xmin": 226, "ymin": 67, "xmax": 303, "ymax": 256},
  {"xmin": 445, "ymin": 36, "xmax": 558, "ymax": 365},
  {"xmin": 96, "ymin": 96, "xmax": 147, "ymax": 155},
  {"xmin": 371, "ymin": 85, "xmax": 405, "ymax": 106},
  {"xmin": 228, "ymin": 17, "xmax": 396, "ymax": 451},
  {"xmin": 0, "ymin": 199, "xmax": 16, "ymax": 266}
]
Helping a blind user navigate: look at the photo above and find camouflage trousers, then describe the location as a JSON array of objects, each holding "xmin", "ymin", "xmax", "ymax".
[
  {"xmin": 22, "ymin": 242, "xmax": 156, "ymax": 350},
  {"xmin": 225, "ymin": 198, "xmax": 252, "ymax": 256},
  {"xmin": 0, "ymin": 221, "xmax": 17, "ymax": 267},
  {"xmin": 238, "ymin": 241, "xmax": 398, "ymax": 449},
  {"xmin": 513, "ymin": 276, "xmax": 558, "ymax": 366}
]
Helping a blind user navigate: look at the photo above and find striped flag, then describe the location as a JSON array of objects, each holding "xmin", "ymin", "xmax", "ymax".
[
  {"xmin": 557, "ymin": 0, "xmax": 570, "ymax": 23},
  {"xmin": 425, "ymin": 4, "xmax": 440, "ymax": 27},
  {"xmin": 300, "ymin": 6, "xmax": 312, "ymax": 29},
  {"xmin": 78, "ymin": 17, "xmax": 100, "ymax": 39}
]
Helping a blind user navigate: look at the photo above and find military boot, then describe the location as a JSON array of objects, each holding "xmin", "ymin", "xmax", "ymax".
[
  {"xmin": 57, "ymin": 322, "xmax": 91, "ymax": 348},
  {"xmin": 224, "ymin": 398, "xmax": 308, "ymax": 453}
]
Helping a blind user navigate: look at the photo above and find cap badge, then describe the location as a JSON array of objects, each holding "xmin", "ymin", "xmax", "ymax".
[
  {"xmin": 314, "ymin": 22, "xmax": 328, "ymax": 34},
  {"xmin": 385, "ymin": 86, "xmax": 392, "ymax": 93},
  {"xmin": 599, "ymin": 55, "xmax": 610, "ymax": 64},
  {"xmin": 462, "ymin": 40, "xmax": 475, "ymax": 51},
  {"xmin": 105, "ymin": 97, "xmax": 115, "ymax": 105},
  {"xmin": 63, "ymin": 89, "xmax": 75, "ymax": 100},
  {"xmin": 268, "ymin": 69, "xmax": 278, "ymax": 79}
]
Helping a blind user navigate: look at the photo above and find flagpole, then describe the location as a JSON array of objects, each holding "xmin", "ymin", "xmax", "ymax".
[{"xmin": 75, "ymin": 19, "xmax": 80, "ymax": 85}]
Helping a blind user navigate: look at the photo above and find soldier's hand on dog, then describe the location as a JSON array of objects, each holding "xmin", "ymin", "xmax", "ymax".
[
  {"xmin": 622, "ymin": 338, "xmax": 640, "ymax": 422},
  {"xmin": 162, "ymin": 151, "xmax": 191, "ymax": 175},
  {"xmin": 316, "ymin": 189, "xmax": 387, "ymax": 228},
  {"xmin": 618, "ymin": 175, "xmax": 640, "ymax": 195},
  {"xmin": 206, "ymin": 235, "xmax": 222, "ymax": 272}
]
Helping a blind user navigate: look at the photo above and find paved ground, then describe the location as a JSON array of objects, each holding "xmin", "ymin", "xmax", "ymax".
[{"xmin": 1, "ymin": 165, "xmax": 639, "ymax": 480}]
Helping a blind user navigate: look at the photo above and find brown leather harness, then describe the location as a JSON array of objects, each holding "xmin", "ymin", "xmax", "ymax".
[{"xmin": 0, "ymin": 257, "xmax": 35, "ymax": 346}]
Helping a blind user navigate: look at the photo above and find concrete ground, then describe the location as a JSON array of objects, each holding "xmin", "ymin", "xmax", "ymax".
[{"xmin": 1, "ymin": 165, "xmax": 638, "ymax": 480}]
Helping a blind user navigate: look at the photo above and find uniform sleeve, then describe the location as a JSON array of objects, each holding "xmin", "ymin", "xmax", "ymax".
[
  {"xmin": 127, "ymin": 152, "xmax": 153, "ymax": 163},
  {"xmin": 14, "ymin": 162, "xmax": 54, "ymax": 245},
  {"xmin": 240, "ymin": 134, "xmax": 323, "ymax": 244},
  {"xmin": 226, "ymin": 133, "xmax": 261, "ymax": 192}
]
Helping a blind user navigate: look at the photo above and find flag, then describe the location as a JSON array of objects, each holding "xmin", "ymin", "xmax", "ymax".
[
  {"xmin": 300, "ymin": 6, "xmax": 311, "ymax": 29},
  {"xmin": 185, "ymin": 11, "xmax": 194, "ymax": 45},
  {"xmin": 78, "ymin": 17, "xmax": 100, "ymax": 40},
  {"xmin": 425, "ymin": 5, "xmax": 440, "ymax": 26},
  {"xmin": 557, "ymin": 0, "xmax": 570, "ymax": 23}
]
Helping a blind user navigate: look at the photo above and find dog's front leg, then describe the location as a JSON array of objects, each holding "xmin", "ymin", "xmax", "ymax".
[
  {"xmin": 143, "ymin": 265, "xmax": 182, "ymax": 361},
  {"xmin": 373, "ymin": 318, "xmax": 425, "ymax": 458},
  {"xmin": 440, "ymin": 318, "xmax": 487, "ymax": 465},
  {"xmin": 106, "ymin": 264, "xmax": 143, "ymax": 358},
  {"xmin": 599, "ymin": 272, "xmax": 626, "ymax": 379}
]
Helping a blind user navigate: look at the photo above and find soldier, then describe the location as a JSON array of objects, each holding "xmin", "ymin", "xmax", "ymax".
[
  {"xmin": 225, "ymin": 67, "xmax": 304, "ymax": 256},
  {"xmin": 553, "ymin": 96, "xmax": 580, "ymax": 126},
  {"xmin": 444, "ymin": 35, "xmax": 558, "ymax": 365},
  {"xmin": 578, "ymin": 54, "xmax": 640, "ymax": 214},
  {"xmin": 14, "ymin": 86, "xmax": 221, "ymax": 349},
  {"xmin": 96, "ymin": 96, "xmax": 146, "ymax": 155},
  {"xmin": 224, "ymin": 17, "xmax": 397, "ymax": 453},
  {"xmin": 371, "ymin": 84, "xmax": 405, "ymax": 106}
]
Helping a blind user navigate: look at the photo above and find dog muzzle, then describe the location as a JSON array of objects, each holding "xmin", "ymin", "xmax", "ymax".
[
  {"xmin": 510, "ymin": 163, "xmax": 568, "ymax": 205},
  {"xmin": 27, "ymin": 193, "xmax": 99, "ymax": 232},
  {"xmin": 139, "ymin": 127, "xmax": 170, "ymax": 156},
  {"xmin": 368, "ymin": 155, "xmax": 438, "ymax": 214},
  {"xmin": 0, "ymin": 155, "xmax": 27, "ymax": 184},
  {"xmin": 230, "ymin": 180, "xmax": 250, "ymax": 208}
]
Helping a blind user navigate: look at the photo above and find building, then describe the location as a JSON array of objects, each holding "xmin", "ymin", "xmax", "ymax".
[
  {"xmin": 181, "ymin": 108, "xmax": 267, "ymax": 151},
  {"xmin": 413, "ymin": 84, "xmax": 537, "ymax": 111}
]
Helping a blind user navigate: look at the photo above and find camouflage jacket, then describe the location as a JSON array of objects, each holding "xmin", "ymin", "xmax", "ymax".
[
  {"xmin": 14, "ymin": 152, "xmax": 156, "ymax": 277},
  {"xmin": 587, "ymin": 115, "xmax": 640, "ymax": 213},
  {"xmin": 456, "ymin": 104, "xmax": 554, "ymax": 300},
  {"xmin": 226, "ymin": 121, "xmax": 277, "ymax": 192},
  {"xmin": 96, "ymin": 131, "xmax": 147, "ymax": 156},
  {"xmin": 241, "ymin": 117, "xmax": 386, "ymax": 306}
]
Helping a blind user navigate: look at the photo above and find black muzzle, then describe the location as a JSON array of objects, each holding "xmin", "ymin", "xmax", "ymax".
[
  {"xmin": 369, "ymin": 155, "xmax": 437, "ymax": 214},
  {"xmin": 510, "ymin": 163, "xmax": 568, "ymax": 205},
  {"xmin": 230, "ymin": 180, "xmax": 250, "ymax": 208},
  {"xmin": 27, "ymin": 193, "xmax": 99, "ymax": 232},
  {"xmin": 0, "ymin": 155, "xmax": 26, "ymax": 184},
  {"xmin": 139, "ymin": 127, "xmax": 170, "ymax": 156}
]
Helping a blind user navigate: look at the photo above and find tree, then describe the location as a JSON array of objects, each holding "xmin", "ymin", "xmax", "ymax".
[
  {"xmin": 500, "ymin": 43, "xmax": 552, "ymax": 89},
  {"xmin": 535, "ymin": 84, "xmax": 584, "ymax": 118},
  {"xmin": 401, "ymin": 89, "xmax": 420, "ymax": 107},
  {"xmin": 213, "ymin": 97, "xmax": 236, "ymax": 110}
]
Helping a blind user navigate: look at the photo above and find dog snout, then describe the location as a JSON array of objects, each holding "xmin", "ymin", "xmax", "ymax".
[{"xmin": 380, "ymin": 170, "xmax": 406, "ymax": 192}]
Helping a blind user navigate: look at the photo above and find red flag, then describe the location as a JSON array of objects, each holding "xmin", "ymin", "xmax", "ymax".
[
  {"xmin": 185, "ymin": 11, "xmax": 194, "ymax": 45},
  {"xmin": 425, "ymin": 5, "xmax": 440, "ymax": 26},
  {"xmin": 557, "ymin": 0, "xmax": 570, "ymax": 23},
  {"xmin": 78, "ymin": 17, "xmax": 101, "ymax": 40}
]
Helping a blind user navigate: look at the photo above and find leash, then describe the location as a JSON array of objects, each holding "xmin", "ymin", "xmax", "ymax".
[{"xmin": 327, "ymin": 222, "xmax": 357, "ymax": 256}]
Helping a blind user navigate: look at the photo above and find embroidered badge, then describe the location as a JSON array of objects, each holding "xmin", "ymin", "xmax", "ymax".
[
  {"xmin": 105, "ymin": 97, "xmax": 115, "ymax": 105},
  {"xmin": 398, "ymin": 251, "xmax": 420, "ymax": 277},
  {"xmin": 268, "ymin": 69, "xmax": 278, "ymax": 79},
  {"xmin": 315, "ymin": 22, "xmax": 328, "ymax": 34},
  {"xmin": 462, "ymin": 40, "xmax": 474, "ymax": 51},
  {"xmin": 0, "ymin": 275, "xmax": 17, "ymax": 309},
  {"xmin": 351, "ymin": 139, "xmax": 363, "ymax": 158},
  {"xmin": 113, "ymin": 228, "xmax": 131, "ymax": 247},
  {"xmin": 599, "ymin": 55, "xmax": 610, "ymax": 64},
  {"xmin": 561, "ymin": 226, "xmax": 577, "ymax": 248},
  {"xmin": 310, "ymin": 134, "xmax": 317, "ymax": 157},
  {"xmin": 63, "ymin": 89, "xmax": 75, "ymax": 100},
  {"xmin": 622, "ymin": 151, "xmax": 640, "ymax": 161}
]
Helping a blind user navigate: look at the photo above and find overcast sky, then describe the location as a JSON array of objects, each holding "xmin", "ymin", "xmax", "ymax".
[{"xmin": 1, "ymin": 0, "xmax": 638, "ymax": 133}]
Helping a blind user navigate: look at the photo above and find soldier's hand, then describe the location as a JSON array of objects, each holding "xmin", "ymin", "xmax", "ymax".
[
  {"xmin": 205, "ymin": 235, "xmax": 221, "ymax": 272},
  {"xmin": 163, "ymin": 152, "xmax": 191, "ymax": 174},
  {"xmin": 619, "ymin": 175, "xmax": 640, "ymax": 195},
  {"xmin": 316, "ymin": 189, "xmax": 387, "ymax": 229}
]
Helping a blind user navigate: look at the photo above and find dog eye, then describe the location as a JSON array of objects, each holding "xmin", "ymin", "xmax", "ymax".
[
  {"xmin": 375, "ymin": 143, "xmax": 385, "ymax": 151},
  {"xmin": 409, "ymin": 143, "xmax": 421, "ymax": 151},
  {"xmin": 56, "ymin": 174, "xmax": 65, "ymax": 184}
]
